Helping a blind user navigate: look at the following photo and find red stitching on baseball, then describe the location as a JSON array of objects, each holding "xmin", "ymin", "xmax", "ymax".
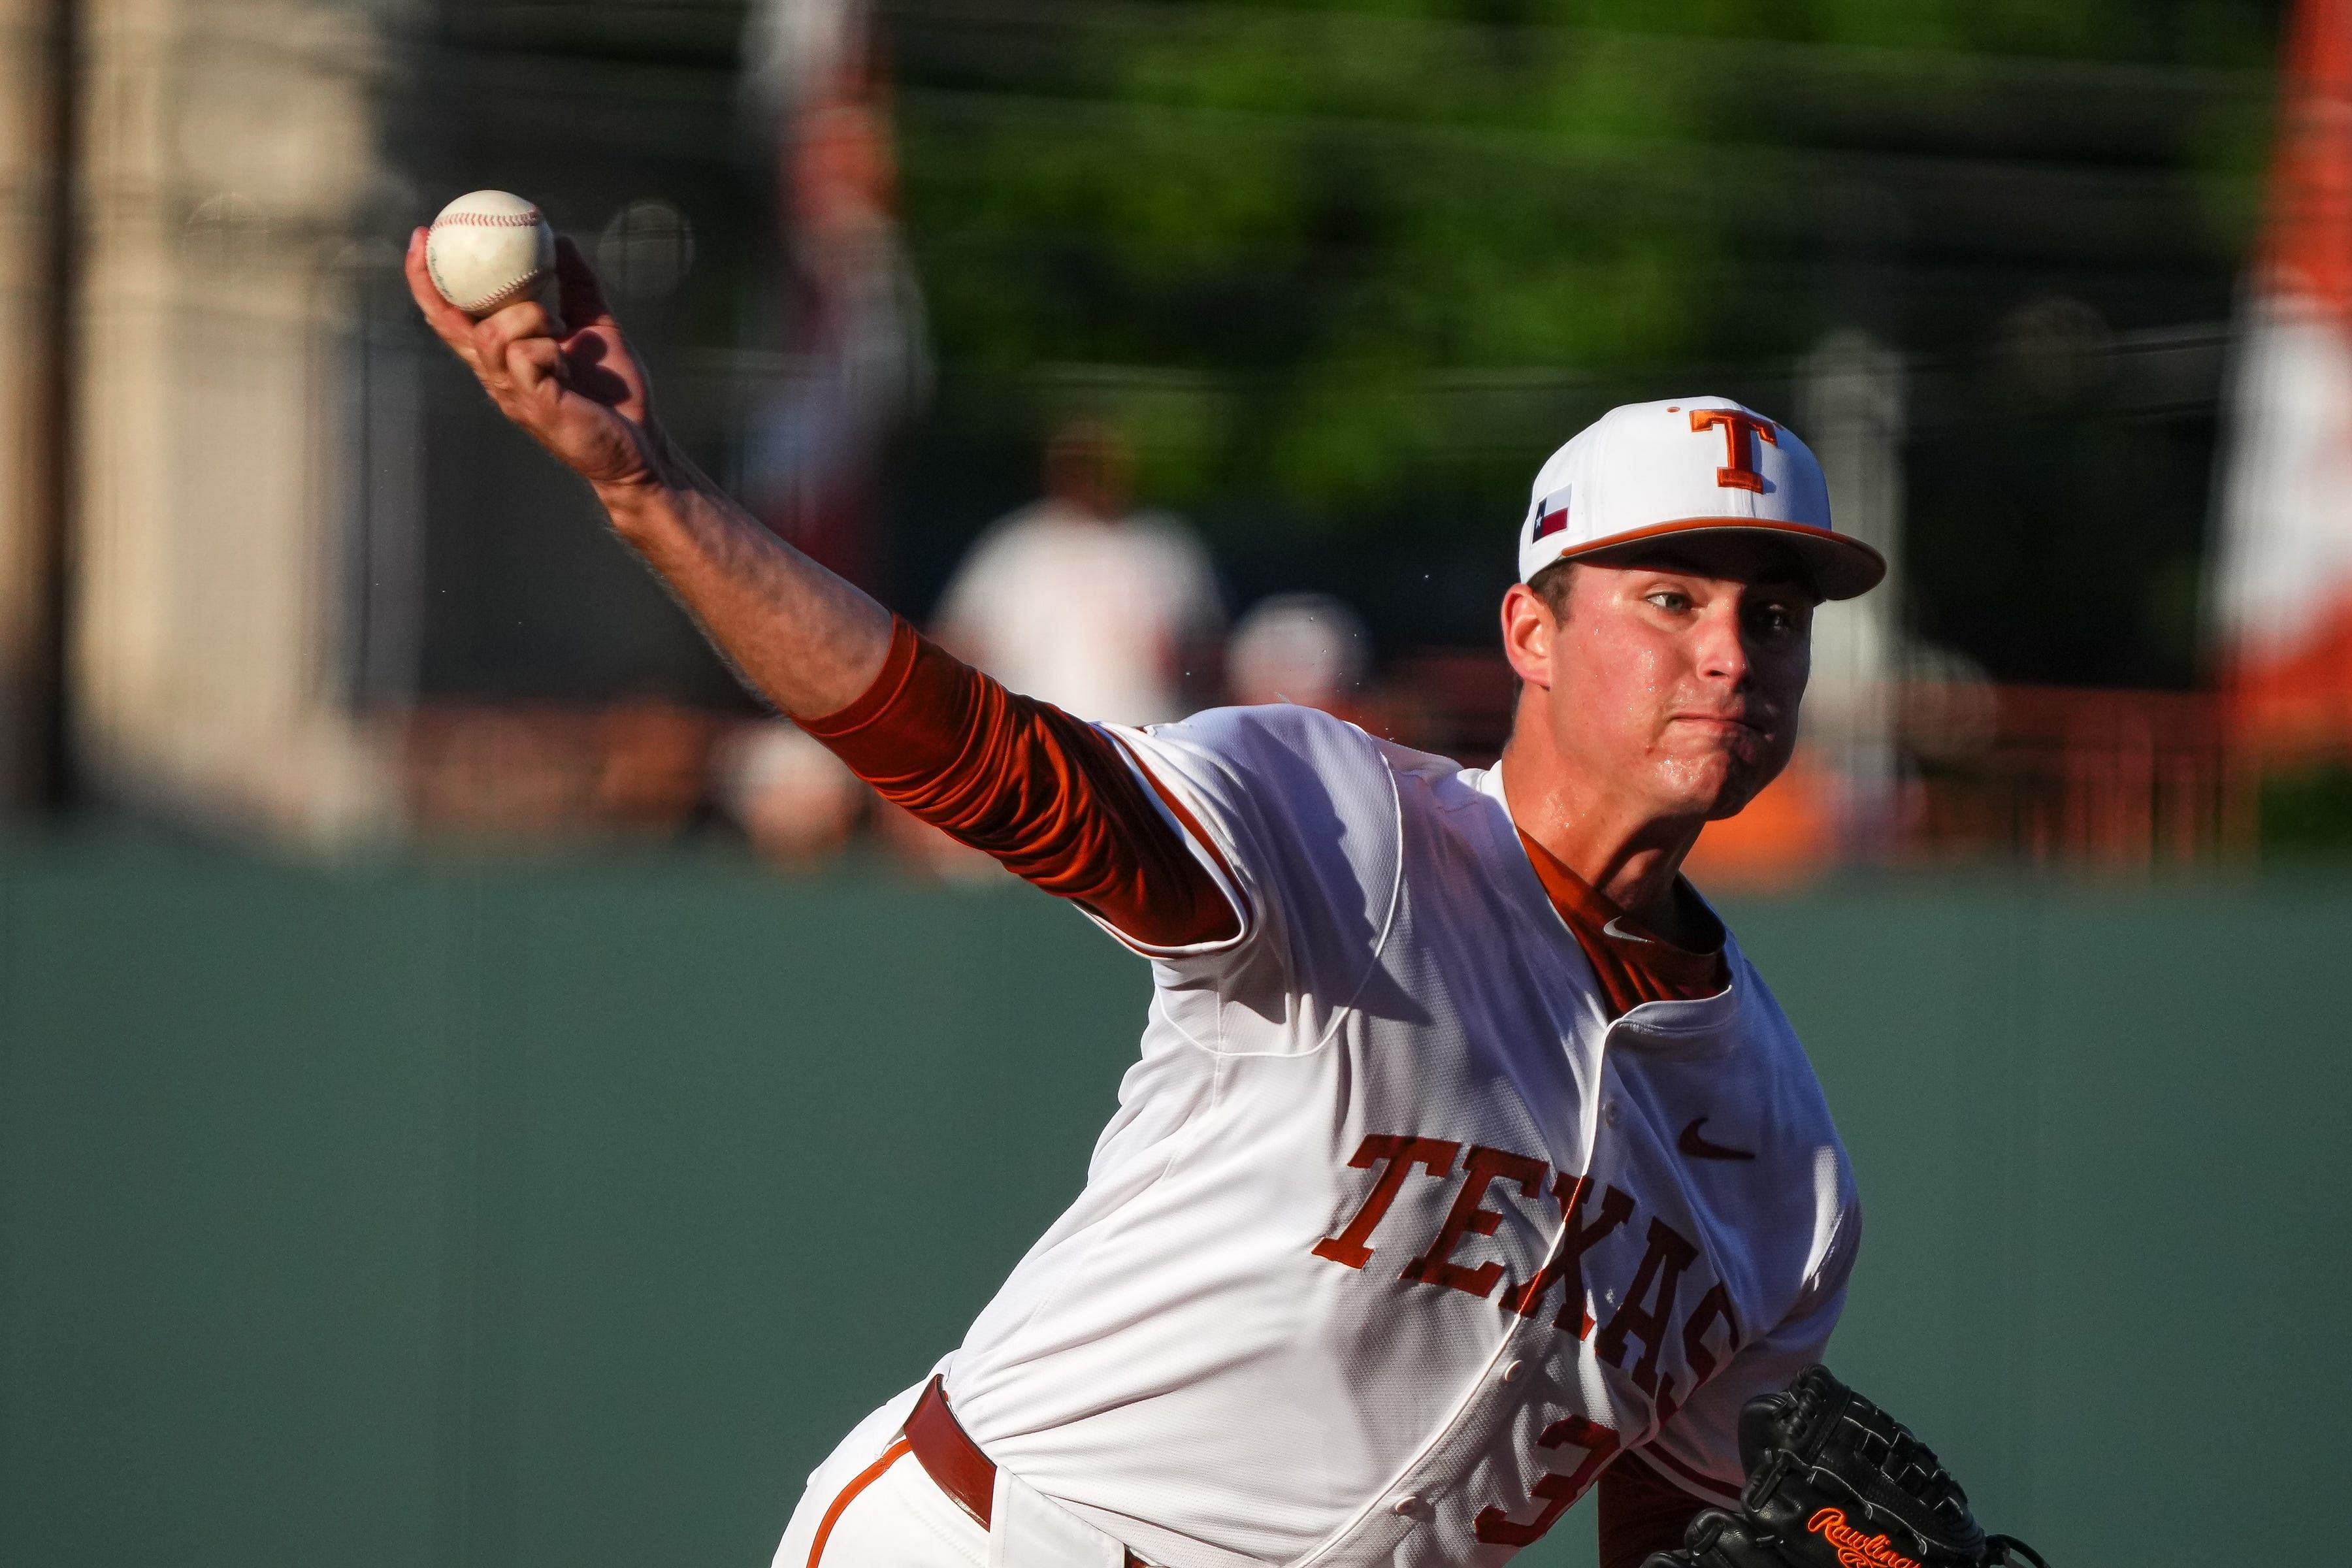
[{"xmin": 433, "ymin": 211, "xmax": 542, "ymax": 228}]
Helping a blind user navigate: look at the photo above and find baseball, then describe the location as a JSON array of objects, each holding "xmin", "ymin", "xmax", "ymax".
[{"xmin": 425, "ymin": 190, "xmax": 556, "ymax": 317}]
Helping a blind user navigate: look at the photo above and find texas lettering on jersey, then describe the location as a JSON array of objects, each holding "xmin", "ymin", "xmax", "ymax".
[{"xmin": 1311, "ymin": 1132, "xmax": 1742, "ymax": 1545}]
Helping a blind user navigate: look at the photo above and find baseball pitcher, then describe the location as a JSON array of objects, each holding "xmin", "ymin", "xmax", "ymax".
[{"xmin": 408, "ymin": 230, "xmax": 2040, "ymax": 1568}]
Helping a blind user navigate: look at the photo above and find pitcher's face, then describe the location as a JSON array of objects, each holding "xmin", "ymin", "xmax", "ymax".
[{"xmin": 1503, "ymin": 541, "xmax": 1816, "ymax": 821}]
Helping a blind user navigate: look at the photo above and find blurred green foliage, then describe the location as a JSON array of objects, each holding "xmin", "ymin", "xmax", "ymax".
[
  {"xmin": 2260, "ymin": 762, "xmax": 2352, "ymax": 856},
  {"xmin": 891, "ymin": 0, "xmax": 2279, "ymax": 536}
]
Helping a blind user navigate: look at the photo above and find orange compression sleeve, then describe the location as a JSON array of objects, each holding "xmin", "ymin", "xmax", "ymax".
[{"xmin": 797, "ymin": 617, "xmax": 1241, "ymax": 950}]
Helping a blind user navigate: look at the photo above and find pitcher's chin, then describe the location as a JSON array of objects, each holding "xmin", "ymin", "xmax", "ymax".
[{"xmin": 1696, "ymin": 755, "xmax": 1786, "ymax": 823}]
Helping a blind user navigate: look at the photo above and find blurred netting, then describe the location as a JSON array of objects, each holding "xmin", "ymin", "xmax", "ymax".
[{"xmin": 0, "ymin": 0, "xmax": 2325, "ymax": 859}]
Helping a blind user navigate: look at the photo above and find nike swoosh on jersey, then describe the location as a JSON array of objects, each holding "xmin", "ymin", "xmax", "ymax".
[
  {"xmin": 1678, "ymin": 1117, "xmax": 1757, "ymax": 1162},
  {"xmin": 1600, "ymin": 916, "xmax": 1654, "ymax": 945}
]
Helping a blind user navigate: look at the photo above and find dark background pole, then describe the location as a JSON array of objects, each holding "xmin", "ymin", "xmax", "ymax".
[{"xmin": 15, "ymin": 0, "xmax": 80, "ymax": 815}]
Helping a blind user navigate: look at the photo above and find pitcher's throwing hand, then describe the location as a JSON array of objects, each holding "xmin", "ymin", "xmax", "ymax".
[{"xmin": 404, "ymin": 225, "xmax": 667, "ymax": 495}]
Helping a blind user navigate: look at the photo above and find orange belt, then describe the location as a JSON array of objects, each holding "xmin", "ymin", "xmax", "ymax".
[{"xmin": 902, "ymin": 1375, "xmax": 1151, "ymax": 1567}]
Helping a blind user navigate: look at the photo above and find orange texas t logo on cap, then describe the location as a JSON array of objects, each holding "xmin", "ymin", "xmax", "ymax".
[{"xmin": 1689, "ymin": 407, "xmax": 1779, "ymax": 493}]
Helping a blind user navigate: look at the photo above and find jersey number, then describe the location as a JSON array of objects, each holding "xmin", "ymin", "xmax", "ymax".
[{"xmin": 1471, "ymin": 1414, "xmax": 1618, "ymax": 1546}]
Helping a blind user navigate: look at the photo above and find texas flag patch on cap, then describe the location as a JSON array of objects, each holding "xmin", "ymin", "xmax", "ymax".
[{"xmin": 1531, "ymin": 485, "xmax": 1572, "ymax": 541}]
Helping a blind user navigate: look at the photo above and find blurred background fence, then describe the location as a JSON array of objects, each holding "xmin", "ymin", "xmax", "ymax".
[
  {"xmin": 9, "ymin": 0, "xmax": 2352, "ymax": 872},
  {"xmin": 4, "ymin": 836, "xmax": 2348, "ymax": 1568}
]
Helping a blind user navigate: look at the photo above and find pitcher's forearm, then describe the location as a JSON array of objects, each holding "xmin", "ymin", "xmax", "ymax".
[
  {"xmin": 593, "ymin": 470, "xmax": 892, "ymax": 719},
  {"xmin": 599, "ymin": 463, "xmax": 1235, "ymax": 949}
]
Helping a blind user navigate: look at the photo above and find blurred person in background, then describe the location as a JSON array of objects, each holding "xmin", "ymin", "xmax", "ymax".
[
  {"xmin": 713, "ymin": 721, "xmax": 865, "ymax": 866},
  {"xmin": 1225, "ymin": 591, "xmax": 1374, "ymax": 721},
  {"xmin": 739, "ymin": 1, "xmax": 928, "ymax": 590},
  {"xmin": 933, "ymin": 421, "xmax": 1222, "ymax": 725}
]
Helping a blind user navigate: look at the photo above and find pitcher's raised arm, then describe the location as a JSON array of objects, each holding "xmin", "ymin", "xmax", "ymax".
[
  {"xmin": 406, "ymin": 227, "xmax": 891, "ymax": 714},
  {"xmin": 404, "ymin": 224, "xmax": 1234, "ymax": 949}
]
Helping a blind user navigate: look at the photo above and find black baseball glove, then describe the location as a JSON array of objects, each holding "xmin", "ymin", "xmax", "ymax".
[{"xmin": 1640, "ymin": 1366, "xmax": 2047, "ymax": 1568}]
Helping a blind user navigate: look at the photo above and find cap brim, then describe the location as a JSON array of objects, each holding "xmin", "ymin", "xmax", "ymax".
[{"xmin": 1542, "ymin": 517, "xmax": 1887, "ymax": 601}]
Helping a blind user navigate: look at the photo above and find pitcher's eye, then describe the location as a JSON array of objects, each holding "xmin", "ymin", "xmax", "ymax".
[{"xmin": 1646, "ymin": 591, "xmax": 1692, "ymax": 613}]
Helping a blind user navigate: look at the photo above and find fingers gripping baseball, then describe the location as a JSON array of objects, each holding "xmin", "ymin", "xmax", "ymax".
[
  {"xmin": 404, "ymin": 227, "xmax": 664, "ymax": 490},
  {"xmin": 477, "ymin": 302, "xmax": 568, "ymax": 394}
]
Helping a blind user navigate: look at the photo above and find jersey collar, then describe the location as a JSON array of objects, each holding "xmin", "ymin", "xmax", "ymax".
[{"xmin": 1473, "ymin": 761, "xmax": 1745, "ymax": 1049}]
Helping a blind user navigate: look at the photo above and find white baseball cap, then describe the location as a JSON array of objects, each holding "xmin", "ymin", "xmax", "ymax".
[{"xmin": 1516, "ymin": 395, "xmax": 1885, "ymax": 600}]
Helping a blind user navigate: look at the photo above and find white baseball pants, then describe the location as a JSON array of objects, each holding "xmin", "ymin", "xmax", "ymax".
[
  {"xmin": 776, "ymin": 1378, "xmax": 983, "ymax": 1568},
  {"xmin": 774, "ymin": 1374, "xmax": 1137, "ymax": 1568}
]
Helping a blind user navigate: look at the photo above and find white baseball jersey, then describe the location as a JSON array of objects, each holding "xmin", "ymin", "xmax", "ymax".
[{"xmin": 930, "ymin": 703, "xmax": 1861, "ymax": 1568}]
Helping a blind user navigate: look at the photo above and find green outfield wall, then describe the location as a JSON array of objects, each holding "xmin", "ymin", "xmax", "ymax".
[{"xmin": 2, "ymin": 836, "xmax": 2344, "ymax": 1568}]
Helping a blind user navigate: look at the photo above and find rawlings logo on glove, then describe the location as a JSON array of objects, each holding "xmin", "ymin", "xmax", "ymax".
[
  {"xmin": 1639, "ymin": 1367, "xmax": 2047, "ymax": 1568},
  {"xmin": 1807, "ymin": 1508, "xmax": 1922, "ymax": 1568}
]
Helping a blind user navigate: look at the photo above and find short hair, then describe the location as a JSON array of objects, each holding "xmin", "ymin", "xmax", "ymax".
[
  {"xmin": 1527, "ymin": 545, "xmax": 1821, "ymax": 617},
  {"xmin": 1527, "ymin": 558, "xmax": 1577, "ymax": 621}
]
